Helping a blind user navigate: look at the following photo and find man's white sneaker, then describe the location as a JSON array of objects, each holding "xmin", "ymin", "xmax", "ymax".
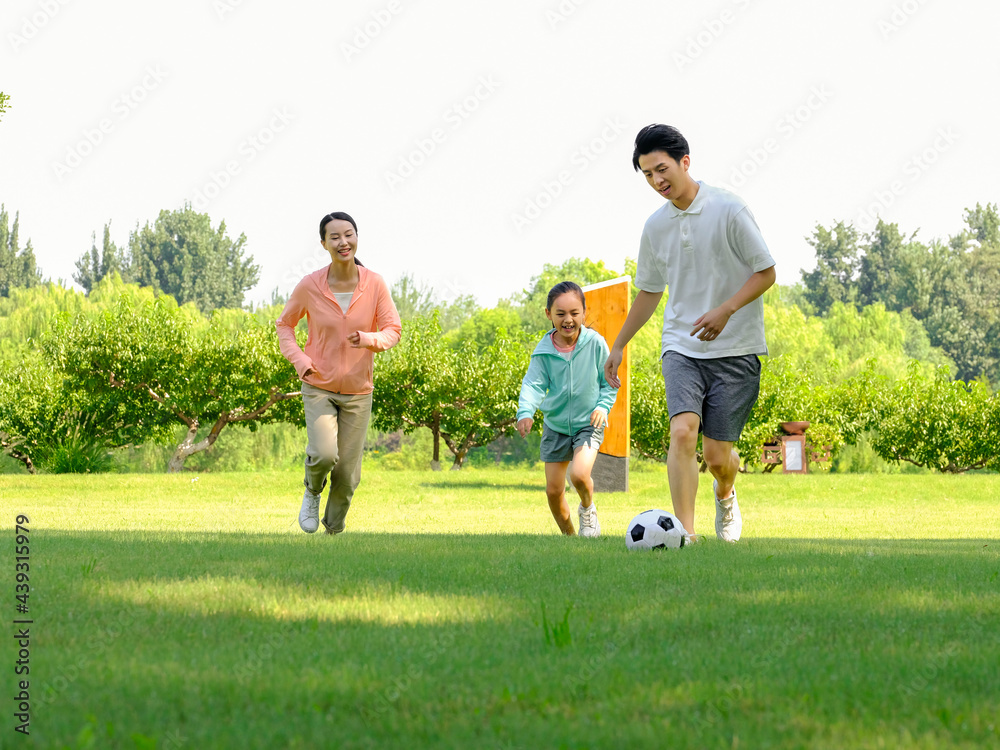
[
  {"xmin": 714, "ymin": 480, "xmax": 742, "ymax": 543},
  {"xmin": 299, "ymin": 489, "xmax": 321, "ymax": 533},
  {"xmin": 578, "ymin": 502, "xmax": 601, "ymax": 538}
]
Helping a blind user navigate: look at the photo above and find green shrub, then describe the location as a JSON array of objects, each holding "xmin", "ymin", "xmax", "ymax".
[{"xmin": 41, "ymin": 425, "xmax": 115, "ymax": 474}]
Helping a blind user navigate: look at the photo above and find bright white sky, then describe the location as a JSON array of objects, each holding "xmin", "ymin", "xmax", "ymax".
[{"xmin": 3, "ymin": 0, "xmax": 998, "ymax": 308}]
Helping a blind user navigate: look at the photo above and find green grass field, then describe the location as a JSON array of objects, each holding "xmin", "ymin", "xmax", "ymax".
[{"xmin": 2, "ymin": 468, "xmax": 999, "ymax": 750}]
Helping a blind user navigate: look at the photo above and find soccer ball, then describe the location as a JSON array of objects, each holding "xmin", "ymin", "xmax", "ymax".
[{"xmin": 625, "ymin": 509, "xmax": 687, "ymax": 550}]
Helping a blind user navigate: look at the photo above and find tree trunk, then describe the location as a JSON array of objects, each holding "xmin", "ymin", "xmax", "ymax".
[
  {"xmin": 431, "ymin": 414, "xmax": 442, "ymax": 470},
  {"xmin": 166, "ymin": 415, "xmax": 228, "ymax": 473},
  {"xmin": 163, "ymin": 389, "xmax": 299, "ymax": 473},
  {"xmin": 19, "ymin": 452, "xmax": 36, "ymax": 475},
  {"xmin": 167, "ymin": 423, "xmax": 200, "ymax": 473},
  {"xmin": 449, "ymin": 434, "xmax": 475, "ymax": 470},
  {"xmin": 8, "ymin": 448, "xmax": 35, "ymax": 474},
  {"xmin": 1, "ymin": 435, "xmax": 36, "ymax": 475},
  {"xmin": 441, "ymin": 431, "xmax": 461, "ymax": 470}
]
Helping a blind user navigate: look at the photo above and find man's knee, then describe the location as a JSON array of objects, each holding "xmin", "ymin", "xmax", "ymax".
[
  {"xmin": 703, "ymin": 442, "xmax": 735, "ymax": 473},
  {"xmin": 670, "ymin": 414, "xmax": 700, "ymax": 452}
]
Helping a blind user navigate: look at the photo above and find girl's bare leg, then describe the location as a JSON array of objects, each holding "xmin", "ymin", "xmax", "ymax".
[{"xmin": 544, "ymin": 461, "xmax": 575, "ymax": 535}]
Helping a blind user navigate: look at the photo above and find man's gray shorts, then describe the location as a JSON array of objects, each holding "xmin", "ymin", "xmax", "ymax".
[
  {"xmin": 540, "ymin": 423, "xmax": 604, "ymax": 463},
  {"xmin": 661, "ymin": 351, "xmax": 761, "ymax": 442}
]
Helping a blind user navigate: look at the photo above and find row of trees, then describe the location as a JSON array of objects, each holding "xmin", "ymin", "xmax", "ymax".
[
  {"xmin": 686, "ymin": 355, "xmax": 998, "ymax": 474},
  {"xmin": 3, "ymin": 277, "xmax": 996, "ymax": 474},
  {"xmin": 0, "ymin": 274, "xmax": 539, "ymax": 473},
  {"xmin": 1, "ymin": 204, "xmax": 998, "ymax": 473},
  {"xmin": 375, "ymin": 313, "xmax": 1000, "ymax": 474},
  {"xmin": 0, "ymin": 206, "xmax": 41, "ymax": 297},
  {"xmin": 0, "ymin": 205, "xmax": 259, "ymax": 314},
  {"xmin": 801, "ymin": 204, "xmax": 1000, "ymax": 385},
  {"xmin": 73, "ymin": 208, "xmax": 260, "ymax": 313},
  {"xmin": 5, "ymin": 199, "xmax": 994, "ymax": 386},
  {"xmin": 0, "ymin": 277, "xmax": 298, "ymax": 473}
]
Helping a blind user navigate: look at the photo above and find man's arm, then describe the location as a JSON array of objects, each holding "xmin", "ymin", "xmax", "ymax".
[
  {"xmin": 690, "ymin": 265, "xmax": 776, "ymax": 341},
  {"xmin": 604, "ymin": 289, "xmax": 663, "ymax": 389}
]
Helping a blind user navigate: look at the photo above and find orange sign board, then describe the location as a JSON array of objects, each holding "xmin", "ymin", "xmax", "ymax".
[{"xmin": 582, "ymin": 277, "xmax": 630, "ymax": 458}]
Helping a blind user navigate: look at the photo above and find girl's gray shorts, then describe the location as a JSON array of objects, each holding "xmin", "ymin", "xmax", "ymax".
[
  {"xmin": 540, "ymin": 422, "xmax": 604, "ymax": 462},
  {"xmin": 661, "ymin": 351, "xmax": 761, "ymax": 442}
]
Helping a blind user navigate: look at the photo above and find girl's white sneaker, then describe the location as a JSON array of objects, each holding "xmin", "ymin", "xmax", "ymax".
[{"xmin": 578, "ymin": 503, "xmax": 601, "ymax": 537}]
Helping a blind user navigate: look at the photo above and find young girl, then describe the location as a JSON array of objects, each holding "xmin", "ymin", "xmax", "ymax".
[{"xmin": 516, "ymin": 281, "xmax": 618, "ymax": 536}]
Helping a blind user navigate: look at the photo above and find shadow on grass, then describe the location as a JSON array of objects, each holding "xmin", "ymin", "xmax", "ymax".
[
  {"xmin": 416, "ymin": 479, "xmax": 545, "ymax": 491},
  {"xmin": 25, "ymin": 531, "xmax": 1000, "ymax": 750},
  {"xmin": 34, "ymin": 531, "xmax": 1000, "ymax": 597}
]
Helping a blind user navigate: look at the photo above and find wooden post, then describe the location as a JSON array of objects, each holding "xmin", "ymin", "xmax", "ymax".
[{"xmin": 582, "ymin": 277, "xmax": 631, "ymax": 492}]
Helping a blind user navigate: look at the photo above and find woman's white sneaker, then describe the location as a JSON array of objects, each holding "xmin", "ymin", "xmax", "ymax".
[{"xmin": 298, "ymin": 489, "xmax": 321, "ymax": 533}]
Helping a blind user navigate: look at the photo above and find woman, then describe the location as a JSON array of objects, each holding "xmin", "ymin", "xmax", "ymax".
[{"xmin": 276, "ymin": 212, "xmax": 401, "ymax": 534}]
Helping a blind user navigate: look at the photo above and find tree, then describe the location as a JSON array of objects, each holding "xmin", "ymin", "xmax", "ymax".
[
  {"xmin": 0, "ymin": 91, "xmax": 9, "ymax": 121},
  {"xmin": 443, "ymin": 305, "xmax": 524, "ymax": 353},
  {"xmin": 0, "ymin": 206, "xmax": 42, "ymax": 297},
  {"xmin": 0, "ymin": 283, "xmax": 87, "ymax": 358},
  {"xmin": 372, "ymin": 313, "xmax": 532, "ymax": 469},
  {"xmin": 800, "ymin": 221, "xmax": 859, "ymax": 315},
  {"xmin": 628, "ymin": 355, "xmax": 671, "ymax": 461},
  {"xmin": 861, "ymin": 362, "xmax": 1000, "ymax": 473},
  {"xmin": 50, "ymin": 295, "xmax": 301, "ymax": 472},
  {"xmin": 956, "ymin": 202, "xmax": 1000, "ymax": 248},
  {"xmin": 73, "ymin": 222, "xmax": 126, "ymax": 294},
  {"xmin": 955, "ymin": 239, "xmax": 1000, "ymax": 385},
  {"xmin": 857, "ymin": 220, "xmax": 907, "ymax": 310},
  {"xmin": 436, "ymin": 329, "xmax": 530, "ymax": 468},
  {"xmin": 438, "ymin": 294, "xmax": 479, "ymax": 334},
  {"xmin": 0, "ymin": 356, "xmax": 55, "ymax": 473},
  {"xmin": 898, "ymin": 309, "xmax": 954, "ymax": 371},
  {"xmin": 391, "ymin": 273, "xmax": 438, "ymax": 321},
  {"xmin": 798, "ymin": 207, "xmax": 1000, "ymax": 387},
  {"xmin": 911, "ymin": 236, "xmax": 999, "ymax": 385},
  {"xmin": 387, "ymin": 272, "xmax": 481, "ymax": 334},
  {"xmin": 126, "ymin": 206, "xmax": 260, "ymax": 313},
  {"xmin": 0, "ymin": 276, "xmax": 162, "ymax": 360},
  {"xmin": 0, "ymin": 350, "xmax": 167, "ymax": 474},
  {"xmin": 823, "ymin": 302, "xmax": 907, "ymax": 379},
  {"xmin": 763, "ymin": 294, "xmax": 838, "ymax": 381},
  {"xmin": 372, "ymin": 313, "xmax": 450, "ymax": 467}
]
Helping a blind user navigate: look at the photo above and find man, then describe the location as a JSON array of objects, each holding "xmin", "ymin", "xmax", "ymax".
[{"xmin": 604, "ymin": 124, "xmax": 776, "ymax": 542}]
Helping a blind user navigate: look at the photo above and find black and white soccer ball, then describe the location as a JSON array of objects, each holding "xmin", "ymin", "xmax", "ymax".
[{"xmin": 625, "ymin": 509, "xmax": 687, "ymax": 549}]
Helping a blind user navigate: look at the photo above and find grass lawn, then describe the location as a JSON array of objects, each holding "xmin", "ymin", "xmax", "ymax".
[{"xmin": 2, "ymin": 468, "xmax": 999, "ymax": 749}]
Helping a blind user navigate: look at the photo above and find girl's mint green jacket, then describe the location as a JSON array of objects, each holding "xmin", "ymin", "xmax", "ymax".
[{"xmin": 516, "ymin": 326, "xmax": 619, "ymax": 435}]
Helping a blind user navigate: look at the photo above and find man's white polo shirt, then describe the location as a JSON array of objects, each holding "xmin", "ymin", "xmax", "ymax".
[{"xmin": 635, "ymin": 181, "xmax": 776, "ymax": 359}]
